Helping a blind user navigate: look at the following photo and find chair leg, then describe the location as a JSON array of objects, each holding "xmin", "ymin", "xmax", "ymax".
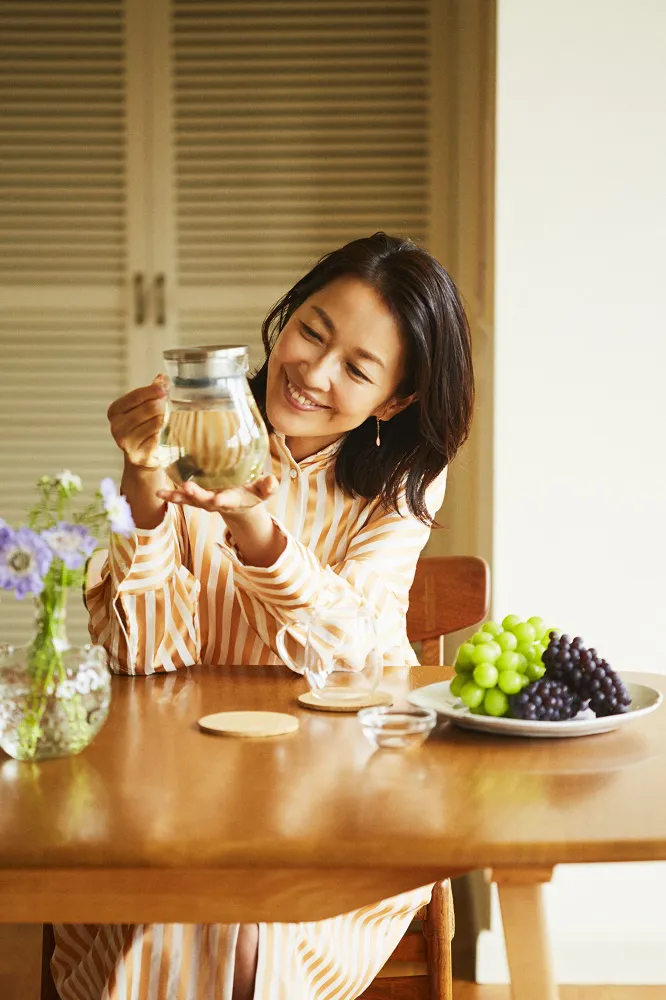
[
  {"xmin": 422, "ymin": 880, "xmax": 454, "ymax": 1000},
  {"xmin": 41, "ymin": 923, "xmax": 60, "ymax": 1000}
]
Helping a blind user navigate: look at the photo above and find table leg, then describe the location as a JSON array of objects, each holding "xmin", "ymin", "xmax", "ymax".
[{"xmin": 491, "ymin": 867, "xmax": 558, "ymax": 1000}]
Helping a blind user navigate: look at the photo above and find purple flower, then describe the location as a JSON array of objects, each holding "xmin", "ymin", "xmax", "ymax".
[
  {"xmin": 41, "ymin": 522, "xmax": 97, "ymax": 570},
  {"xmin": 100, "ymin": 478, "xmax": 135, "ymax": 538},
  {"xmin": 0, "ymin": 526, "xmax": 53, "ymax": 599}
]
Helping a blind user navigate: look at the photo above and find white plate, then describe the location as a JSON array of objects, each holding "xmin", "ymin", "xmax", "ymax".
[{"xmin": 407, "ymin": 679, "xmax": 663, "ymax": 739}]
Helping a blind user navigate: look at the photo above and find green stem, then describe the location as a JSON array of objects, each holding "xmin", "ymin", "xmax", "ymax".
[{"xmin": 16, "ymin": 570, "xmax": 69, "ymax": 758}]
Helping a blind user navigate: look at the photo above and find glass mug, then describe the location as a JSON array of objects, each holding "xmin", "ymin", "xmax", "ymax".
[
  {"xmin": 303, "ymin": 607, "xmax": 383, "ymax": 702},
  {"xmin": 155, "ymin": 345, "xmax": 269, "ymax": 490}
]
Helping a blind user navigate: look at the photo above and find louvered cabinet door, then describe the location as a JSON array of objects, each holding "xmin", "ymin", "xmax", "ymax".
[
  {"xmin": 0, "ymin": 0, "xmax": 140, "ymax": 644},
  {"xmin": 160, "ymin": 0, "xmax": 431, "ymax": 366}
]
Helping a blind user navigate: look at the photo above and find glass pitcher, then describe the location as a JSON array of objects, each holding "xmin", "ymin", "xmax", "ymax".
[
  {"xmin": 302, "ymin": 606, "xmax": 383, "ymax": 702},
  {"xmin": 156, "ymin": 345, "xmax": 269, "ymax": 490}
]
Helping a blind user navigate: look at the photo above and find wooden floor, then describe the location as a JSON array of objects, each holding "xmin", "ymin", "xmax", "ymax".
[{"xmin": 0, "ymin": 925, "xmax": 662, "ymax": 999}]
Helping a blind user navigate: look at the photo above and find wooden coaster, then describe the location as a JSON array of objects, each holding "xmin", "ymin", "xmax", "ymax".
[
  {"xmin": 198, "ymin": 711, "xmax": 299, "ymax": 738},
  {"xmin": 297, "ymin": 690, "xmax": 393, "ymax": 713}
]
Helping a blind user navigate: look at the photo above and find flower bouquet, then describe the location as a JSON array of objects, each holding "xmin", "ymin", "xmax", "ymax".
[{"xmin": 0, "ymin": 471, "xmax": 135, "ymax": 761}]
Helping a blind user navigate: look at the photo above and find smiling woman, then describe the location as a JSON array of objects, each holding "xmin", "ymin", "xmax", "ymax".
[
  {"xmin": 52, "ymin": 234, "xmax": 474, "ymax": 1000},
  {"xmin": 264, "ymin": 277, "xmax": 411, "ymax": 458},
  {"xmin": 252, "ymin": 232, "xmax": 474, "ymax": 522}
]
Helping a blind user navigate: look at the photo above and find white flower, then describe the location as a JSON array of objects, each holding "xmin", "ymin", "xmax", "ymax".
[
  {"xmin": 74, "ymin": 673, "xmax": 91, "ymax": 695},
  {"xmin": 55, "ymin": 680, "xmax": 76, "ymax": 701},
  {"xmin": 85, "ymin": 669, "xmax": 100, "ymax": 691},
  {"xmin": 56, "ymin": 470, "xmax": 82, "ymax": 493}
]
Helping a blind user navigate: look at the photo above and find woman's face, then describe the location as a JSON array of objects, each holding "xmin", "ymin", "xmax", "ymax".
[{"xmin": 266, "ymin": 276, "xmax": 410, "ymax": 458}]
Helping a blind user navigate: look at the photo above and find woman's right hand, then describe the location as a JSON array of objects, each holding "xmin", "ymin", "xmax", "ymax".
[{"xmin": 107, "ymin": 376, "xmax": 168, "ymax": 469}]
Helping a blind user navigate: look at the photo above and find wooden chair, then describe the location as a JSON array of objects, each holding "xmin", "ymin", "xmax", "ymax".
[
  {"xmin": 360, "ymin": 555, "xmax": 490, "ymax": 1000},
  {"xmin": 41, "ymin": 924, "xmax": 59, "ymax": 1000},
  {"xmin": 42, "ymin": 555, "xmax": 490, "ymax": 1000}
]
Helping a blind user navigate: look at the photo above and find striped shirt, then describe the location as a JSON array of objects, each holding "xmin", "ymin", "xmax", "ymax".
[{"xmin": 54, "ymin": 433, "xmax": 446, "ymax": 1000}]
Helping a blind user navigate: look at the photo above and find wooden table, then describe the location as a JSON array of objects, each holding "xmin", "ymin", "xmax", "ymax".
[{"xmin": 1, "ymin": 665, "xmax": 665, "ymax": 1000}]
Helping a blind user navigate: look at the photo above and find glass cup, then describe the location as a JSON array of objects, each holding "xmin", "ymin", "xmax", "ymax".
[
  {"xmin": 303, "ymin": 606, "xmax": 382, "ymax": 702},
  {"xmin": 155, "ymin": 345, "xmax": 269, "ymax": 490}
]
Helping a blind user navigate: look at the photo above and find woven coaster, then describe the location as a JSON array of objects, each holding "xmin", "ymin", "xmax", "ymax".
[
  {"xmin": 297, "ymin": 690, "xmax": 393, "ymax": 713},
  {"xmin": 198, "ymin": 711, "xmax": 299, "ymax": 738}
]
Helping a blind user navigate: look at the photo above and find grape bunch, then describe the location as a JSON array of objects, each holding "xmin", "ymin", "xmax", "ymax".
[
  {"xmin": 509, "ymin": 678, "xmax": 582, "ymax": 722},
  {"xmin": 451, "ymin": 617, "xmax": 633, "ymax": 722},
  {"xmin": 541, "ymin": 633, "xmax": 631, "ymax": 717},
  {"xmin": 451, "ymin": 615, "xmax": 556, "ymax": 718}
]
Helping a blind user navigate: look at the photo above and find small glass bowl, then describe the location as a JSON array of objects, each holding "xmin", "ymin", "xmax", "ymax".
[{"xmin": 358, "ymin": 706, "xmax": 437, "ymax": 750}]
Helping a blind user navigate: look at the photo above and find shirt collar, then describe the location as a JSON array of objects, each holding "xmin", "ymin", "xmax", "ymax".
[{"xmin": 271, "ymin": 432, "xmax": 345, "ymax": 470}]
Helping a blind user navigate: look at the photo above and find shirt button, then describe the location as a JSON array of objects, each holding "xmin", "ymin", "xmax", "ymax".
[{"xmin": 289, "ymin": 469, "xmax": 298, "ymax": 479}]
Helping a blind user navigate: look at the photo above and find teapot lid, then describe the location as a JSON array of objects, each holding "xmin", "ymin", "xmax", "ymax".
[{"xmin": 162, "ymin": 344, "xmax": 249, "ymax": 382}]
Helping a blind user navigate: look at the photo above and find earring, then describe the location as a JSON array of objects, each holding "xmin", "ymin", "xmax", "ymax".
[{"xmin": 375, "ymin": 416, "xmax": 381, "ymax": 448}]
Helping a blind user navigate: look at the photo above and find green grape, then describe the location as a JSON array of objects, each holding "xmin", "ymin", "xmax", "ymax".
[
  {"xmin": 515, "ymin": 653, "xmax": 528, "ymax": 673},
  {"xmin": 455, "ymin": 659, "xmax": 474, "ymax": 675},
  {"xmin": 520, "ymin": 673, "xmax": 531, "ymax": 687},
  {"xmin": 460, "ymin": 681, "xmax": 485, "ymax": 709},
  {"xmin": 496, "ymin": 631, "xmax": 518, "ymax": 652},
  {"xmin": 455, "ymin": 641, "xmax": 475, "ymax": 669},
  {"xmin": 512, "ymin": 622, "xmax": 536, "ymax": 644},
  {"xmin": 472, "ymin": 631, "xmax": 495, "ymax": 645},
  {"xmin": 484, "ymin": 687, "xmax": 509, "ymax": 717},
  {"xmin": 532, "ymin": 643, "xmax": 547, "ymax": 663},
  {"xmin": 527, "ymin": 616, "xmax": 547, "ymax": 641},
  {"xmin": 516, "ymin": 641, "xmax": 537, "ymax": 662},
  {"xmin": 450, "ymin": 674, "xmax": 466, "ymax": 698},
  {"xmin": 497, "ymin": 669, "xmax": 522, "ymax": 695},
  {"xmin": 526, "ymin": 662, "xmax": 546, "ymax": 682},
  {"xmin": 471, "ymin": 641, "xmax": 502, "ymax": 665},
  {"xmin": 472, "ymin": 663, "xmax": 499, "ymax": 689},
  {"xmin": 495, "ymin": 650, "xmax": 521, "ymax": 672},
  {"xmin": 482, "ymin": 620, "xmax": 503, "ymax": 637},
  {"xmin": 469, "ymin": 703, "xmax": 488, "ymax": 715},
  {"xmin": 502, "ymin": 614, "xmax": 522, "ymax": 632}
]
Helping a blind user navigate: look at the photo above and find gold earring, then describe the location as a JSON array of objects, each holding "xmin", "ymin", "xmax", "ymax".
[{"xmin": 375, "ymin": 416, "xmax": 381, "ymax": 447}]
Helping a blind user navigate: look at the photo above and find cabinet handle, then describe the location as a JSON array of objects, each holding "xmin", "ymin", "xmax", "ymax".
[
  {"xmin": 133, "ymin": 272, "xmax": 146, "ymax": 325},
  {"xmin": 154, "ymin": 273, "xmax": 166, "ymax": 326}
]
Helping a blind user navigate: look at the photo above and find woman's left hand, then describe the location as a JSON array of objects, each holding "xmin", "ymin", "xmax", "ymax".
[{"xmin": 156, "ymin": 474, "xmax": 278, "ymax": 516}]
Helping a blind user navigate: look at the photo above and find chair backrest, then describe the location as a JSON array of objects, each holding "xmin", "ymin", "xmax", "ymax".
[{"xmin": 407, "ymin": 555, "xmax": 490, "ymax": 665}]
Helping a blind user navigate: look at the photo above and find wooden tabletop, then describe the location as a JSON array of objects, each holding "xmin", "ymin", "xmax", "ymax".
[{"xmin": 1, "ymin": 665, "xmax": 665, "ymax": 924}]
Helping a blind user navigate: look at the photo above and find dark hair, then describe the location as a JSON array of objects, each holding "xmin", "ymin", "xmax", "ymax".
[{"xmin": 250, "ymin": 232, "xmax": 474, "ymax": 524}]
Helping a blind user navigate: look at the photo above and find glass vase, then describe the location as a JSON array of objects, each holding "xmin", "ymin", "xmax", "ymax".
[{"xmin": 0, "ymin": 581, "xmax": 111, "ymax": 761}]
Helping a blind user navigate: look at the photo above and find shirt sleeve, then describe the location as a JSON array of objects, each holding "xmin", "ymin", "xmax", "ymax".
[
  {"xmin": 85, "ymin": 503, "xmax": 201, "ymax": 674},
  {"xmin": 220, "ymin": 470, "xmax": 447, "ymax": 673}
]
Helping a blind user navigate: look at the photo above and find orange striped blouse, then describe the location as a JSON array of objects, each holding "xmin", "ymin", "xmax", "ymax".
[{"xmin": 53, "ymin": 433, "xmax": 447, "ymax": 1000}]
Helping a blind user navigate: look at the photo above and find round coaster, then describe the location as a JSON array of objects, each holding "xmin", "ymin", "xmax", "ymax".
[
  {"xmin": 297, "ymin": 690, "xmax": 393, "ymax": 713},
  {"xmin": 198, "ymin": 711, "xmax": 299, "ymax": 738}
]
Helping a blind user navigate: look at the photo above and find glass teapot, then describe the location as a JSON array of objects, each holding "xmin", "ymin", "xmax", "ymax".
[
  {"xmin": 155, "ymin": 345, "xmax": 269, "ymax": 490},
  {"xmin": 301, "ymin": 606, "xmax": 383, "ymax": 703}
]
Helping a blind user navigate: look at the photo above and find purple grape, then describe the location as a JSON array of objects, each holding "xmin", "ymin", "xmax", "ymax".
[
  {"xmin": 509, "ymin": 678, "xmax": 581, "ymax": 722},
  {"xmin": 542, "ymin": 634, "xmax": 631, "ymax": 716}
]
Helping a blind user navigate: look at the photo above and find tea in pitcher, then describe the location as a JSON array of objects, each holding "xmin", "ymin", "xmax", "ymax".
[{"xmin": 157, "ymin": 346, "xmax": 269, "ymax": 490}]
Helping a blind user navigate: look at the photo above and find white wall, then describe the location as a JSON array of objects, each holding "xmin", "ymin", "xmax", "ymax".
[{"xmin": 485, "ymin": 0, "xmax": 666, "ymax": 983}]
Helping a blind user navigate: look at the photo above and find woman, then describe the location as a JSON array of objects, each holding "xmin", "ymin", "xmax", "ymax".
[{"xmin": 53, "ymin": 233, "xmax": 474, "ymax": 1000}]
